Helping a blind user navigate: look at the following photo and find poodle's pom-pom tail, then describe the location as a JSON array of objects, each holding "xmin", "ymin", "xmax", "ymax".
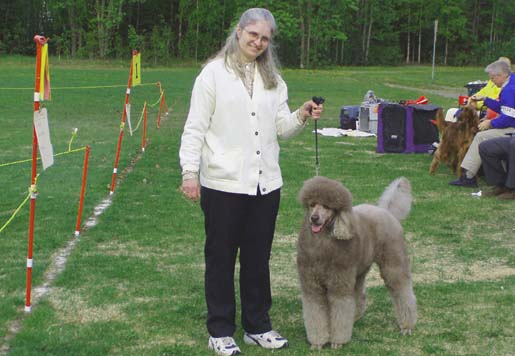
[{"xmin": 377, "ymin": 177, "xmax": 412, "ymax": 221}]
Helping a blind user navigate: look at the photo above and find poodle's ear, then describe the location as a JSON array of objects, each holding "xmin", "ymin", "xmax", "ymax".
[{"xmin": 331, "ymin": 211, "xmax": 354, "ymax": 240}]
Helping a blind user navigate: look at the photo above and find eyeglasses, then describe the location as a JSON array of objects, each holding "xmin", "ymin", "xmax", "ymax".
[
  {"xmin": 489, "ymin": 74, "xmax": 504, "ymax": 80},
  {"xmin": 242, "ymin": 29, "xmax": 270, "ymax": 45}
]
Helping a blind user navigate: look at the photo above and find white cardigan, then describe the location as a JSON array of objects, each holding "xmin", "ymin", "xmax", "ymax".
[{"xmin": 179, "ymin": 58, "xmax": 305, "ymax": 195}]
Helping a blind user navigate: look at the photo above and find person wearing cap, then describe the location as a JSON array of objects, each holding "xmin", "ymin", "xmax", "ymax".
[{"xmin": 450, "ymin": 59, "xmax": 515, "ymax": 188}]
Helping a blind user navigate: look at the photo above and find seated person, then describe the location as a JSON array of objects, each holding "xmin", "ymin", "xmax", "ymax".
[
  {"xmin": 479, "ymin": 134, "xmax": 515, "ymax": 199},
  {"xmin": 444, "ymin": 56, "xmax": 510, "ymax": 122},
  {"xmin": 449, "ymin": 58, "xmax": 515, "ymax": 187}
]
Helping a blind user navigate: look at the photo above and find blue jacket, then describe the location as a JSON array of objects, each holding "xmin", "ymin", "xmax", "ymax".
[{"xmin": 485, "ymin": 73, "xmax": 515, "ymax": 129}]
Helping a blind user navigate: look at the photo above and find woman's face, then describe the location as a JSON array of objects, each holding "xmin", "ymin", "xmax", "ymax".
[
  {"xmin": 236, "ymin": 21, "xmax": 272, "ymax": 62},
  {"xmin": 489, "ymin": 72, "xmax": 509, "ymax": 87}
]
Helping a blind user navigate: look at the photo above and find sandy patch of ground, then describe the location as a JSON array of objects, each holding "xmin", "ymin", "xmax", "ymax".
[
  {"xmin": 49, "ymin": 287, "xmax": 126, "ymax": 323},
  {"xmin": 270, "ymin": 233, "xmax": 515, "ymax": 294}
]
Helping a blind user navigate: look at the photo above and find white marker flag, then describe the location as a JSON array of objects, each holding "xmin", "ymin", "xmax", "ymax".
[
  {"xmin": 34, "ymin": 108, "xmax": 54, "ymax": 170},
  {"xmin": 126, "ymin": 103, "xmax": 133, "ymax": 136}
]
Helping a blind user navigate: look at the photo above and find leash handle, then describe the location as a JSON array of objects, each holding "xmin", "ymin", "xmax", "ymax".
[
  {"xmin": 312, "ymin": 96, "xmax": 325, "ymax": 106},
  {"xmin": 311, "ymin": 96, "xmax": 325, "ymax": 176},
  {"xmin": 314, "ymin": 119, "xmax": 319, "ymax": 175}
]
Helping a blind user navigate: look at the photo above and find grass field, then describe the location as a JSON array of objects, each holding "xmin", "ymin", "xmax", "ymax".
[{"xmin": 1, "ymin": 55, "xmax": 514, "ymax": 355}]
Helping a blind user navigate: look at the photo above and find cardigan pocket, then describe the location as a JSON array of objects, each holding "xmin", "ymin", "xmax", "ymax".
[{"xmin": 203, "ymin": 148, "xmax": 243, "ymax": 181}]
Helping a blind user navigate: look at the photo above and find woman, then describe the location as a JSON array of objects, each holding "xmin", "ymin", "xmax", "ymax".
[
  {"xmin": 444, "ymin": 57, "xmax": 510, "ymax": 122},
  {"xmin": 179, "ymin": 8, "xmax": 323, "ymax": 356},
  {"xmin": 450, "ymin": 59, "xmax": 515, "ymax": 188}
]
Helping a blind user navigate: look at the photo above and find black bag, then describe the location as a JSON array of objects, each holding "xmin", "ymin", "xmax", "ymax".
[
  {"xmin": 381, "ymin": 104, "xmax": 406, "ymax": 153},
  {"xmin": 410, "ymin": 104, "xmax": 440, "ymax": 146},
  {"xmin": 339, "ymin": 105, "xmax": 359, "ymax": 130}
]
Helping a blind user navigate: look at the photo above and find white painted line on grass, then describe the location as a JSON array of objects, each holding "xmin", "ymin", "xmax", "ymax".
[{"xmin": 0, "ymin": 147, "xmax": 146, "ymax": 353}]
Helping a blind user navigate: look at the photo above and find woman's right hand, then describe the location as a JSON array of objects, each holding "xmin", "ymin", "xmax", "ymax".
[{"xmin": 181, "ymin": 178, "xmax": 200, "ymax": 202}]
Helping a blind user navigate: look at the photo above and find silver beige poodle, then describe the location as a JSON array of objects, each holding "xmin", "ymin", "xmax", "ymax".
[{"xmin": 296, "ymin": 176, "xmax": 417, "ymax": 350}]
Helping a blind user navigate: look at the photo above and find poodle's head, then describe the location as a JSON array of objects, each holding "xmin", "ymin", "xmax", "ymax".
[{"xmin": 298, "ymin": 176, "xmax": 354, "ymax": 240}]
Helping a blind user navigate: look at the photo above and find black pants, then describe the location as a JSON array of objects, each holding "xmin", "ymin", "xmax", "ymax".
[
  {"xmin": 479, "ymin": 136, "xmax": 515, "ymax": 189},
  {"xmin": 200, "ymin": 186, "xmax": 280, "ymax": 337}
]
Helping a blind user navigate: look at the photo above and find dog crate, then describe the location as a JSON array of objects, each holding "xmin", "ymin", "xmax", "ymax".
[
  {"xmin": 339, "ymin": 105, "xmax": 360, "ymax": 130},
  {"xmin": 358, "ymin": 103, "xmax": 379, "ymax": 134},
  {"xmin": 376, "ymin": 103, "xmax": 441, "ymax": 153}
]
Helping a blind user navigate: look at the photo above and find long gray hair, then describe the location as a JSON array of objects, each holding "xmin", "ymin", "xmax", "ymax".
[{"xmin": 211, "ymin": 8, "xmax": 280, "ymax": 89}]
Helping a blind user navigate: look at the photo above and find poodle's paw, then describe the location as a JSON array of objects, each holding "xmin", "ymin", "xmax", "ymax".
[
  {"xmin": 330, "ymin": 343, "xmax": 343, "ymax": 349},
  {"xmin": 310, "ymin": 343, "xmax": 325, "ymax": 350},
  {"xmin": 400, "ymin": 327, "xmax": 413, "ymax": 336}
]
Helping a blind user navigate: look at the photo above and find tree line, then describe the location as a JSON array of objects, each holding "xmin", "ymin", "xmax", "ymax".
[{"xmin": 1, "ymin": 0, "xmax": 514, "ymax": 67}]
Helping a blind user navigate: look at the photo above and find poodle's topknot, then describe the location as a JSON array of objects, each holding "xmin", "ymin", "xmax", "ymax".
[{"xmin": 298, "ymin": 176, "xmax": 353, "ymax": 211}]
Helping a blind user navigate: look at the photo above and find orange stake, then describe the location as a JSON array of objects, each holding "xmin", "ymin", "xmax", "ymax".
[
  {"xmin": 110, "ymin": 50, "xmax": 137, "ymax": 195},
  {"xmin": 75, "ymin": 145, "xmax": 90, "ymax": 237},
  {"xmin": 156, "ymin": 82, "xmax": 169, "ymax": 128},
  {"xmin": 142, "ymin": 103, "xmax": 147, "ymax": 152},
  {"xmin": 25, "ymin": 34, "xmax": 48, "ymax": 313}
]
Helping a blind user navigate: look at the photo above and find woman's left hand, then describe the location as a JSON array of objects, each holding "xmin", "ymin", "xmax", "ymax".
[
  {"xmin": 470, "ymin": 95, "xmax": 486, "ymax": 102},
  {"xmin": 478, "ymin": 119, "xmax": 492, "ymax": 131},
  {"xmin": 300, "ymin": 99, "xmax": 324, "ymax": 122}
]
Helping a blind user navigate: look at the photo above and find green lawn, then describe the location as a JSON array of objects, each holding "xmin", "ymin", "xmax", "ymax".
[{"xmin": 1, "ymin": 56, "xmax": 514, "ymax": 355}]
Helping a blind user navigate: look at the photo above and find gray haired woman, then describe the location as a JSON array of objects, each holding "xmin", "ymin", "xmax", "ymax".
[
  {"xmin": 450, "ymin": 58, "xmax": 515, "ymax": 188},
  {"xmin": 179, "ymin": 7, "xmax": 323, "ymax": 356}
]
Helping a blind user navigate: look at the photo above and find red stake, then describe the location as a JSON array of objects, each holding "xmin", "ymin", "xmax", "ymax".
[
  {"xmin": 156, "ymin": 82, "xmax": 168, "ymax": 128},
  {"xmin": 110, "ymin": 50, "xmax": 137, "ymax": 195},
  {"xmin": 25, "ymin": 34, "xmax": 48, "ymax": 312},
  {"xmin": 142, "ymin": 103, "xmax": 147, "ymax": 152},
  {"xmin": 75, "ymin": 145, "xmax": 90, "ymax": 237}
]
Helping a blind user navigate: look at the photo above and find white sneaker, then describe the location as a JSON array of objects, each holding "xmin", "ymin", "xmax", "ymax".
[
  {"xmin": 208, "ymin": 336, "xmax": 241, "ymax": 356},
  {"xmin": 244, "ymin": 330, "xmax": 288, "ymax": 349}
]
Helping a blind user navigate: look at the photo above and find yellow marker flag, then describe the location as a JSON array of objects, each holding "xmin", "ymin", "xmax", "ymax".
[
  {"xmin": 132, "ymin": 51, "xmax": 141, "ymax": 86},
  {"xmin": 39, "ymin": 43, "xmax": 51, "ymax": 101}
]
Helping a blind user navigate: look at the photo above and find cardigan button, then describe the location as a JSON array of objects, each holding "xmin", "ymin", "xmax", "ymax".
[
  {"xmin": 255, "ymin": 131, "xmax": 259, "ymax": 135},
  {"xmin": 251, "ymin": 112, "xmax": 256, "ymax": 116},
  {"xmin": 256, "ymin": 150, "xmax": 260, "ymax": 155},
  {"xmin": 259, "ymin": 170, "xmax": 262, "ymax": 174}
]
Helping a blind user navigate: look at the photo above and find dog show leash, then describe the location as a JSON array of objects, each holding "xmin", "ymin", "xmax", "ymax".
[{"xmin": 312, "ymin": 96, "xmax": 325, "ymax": 176}]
